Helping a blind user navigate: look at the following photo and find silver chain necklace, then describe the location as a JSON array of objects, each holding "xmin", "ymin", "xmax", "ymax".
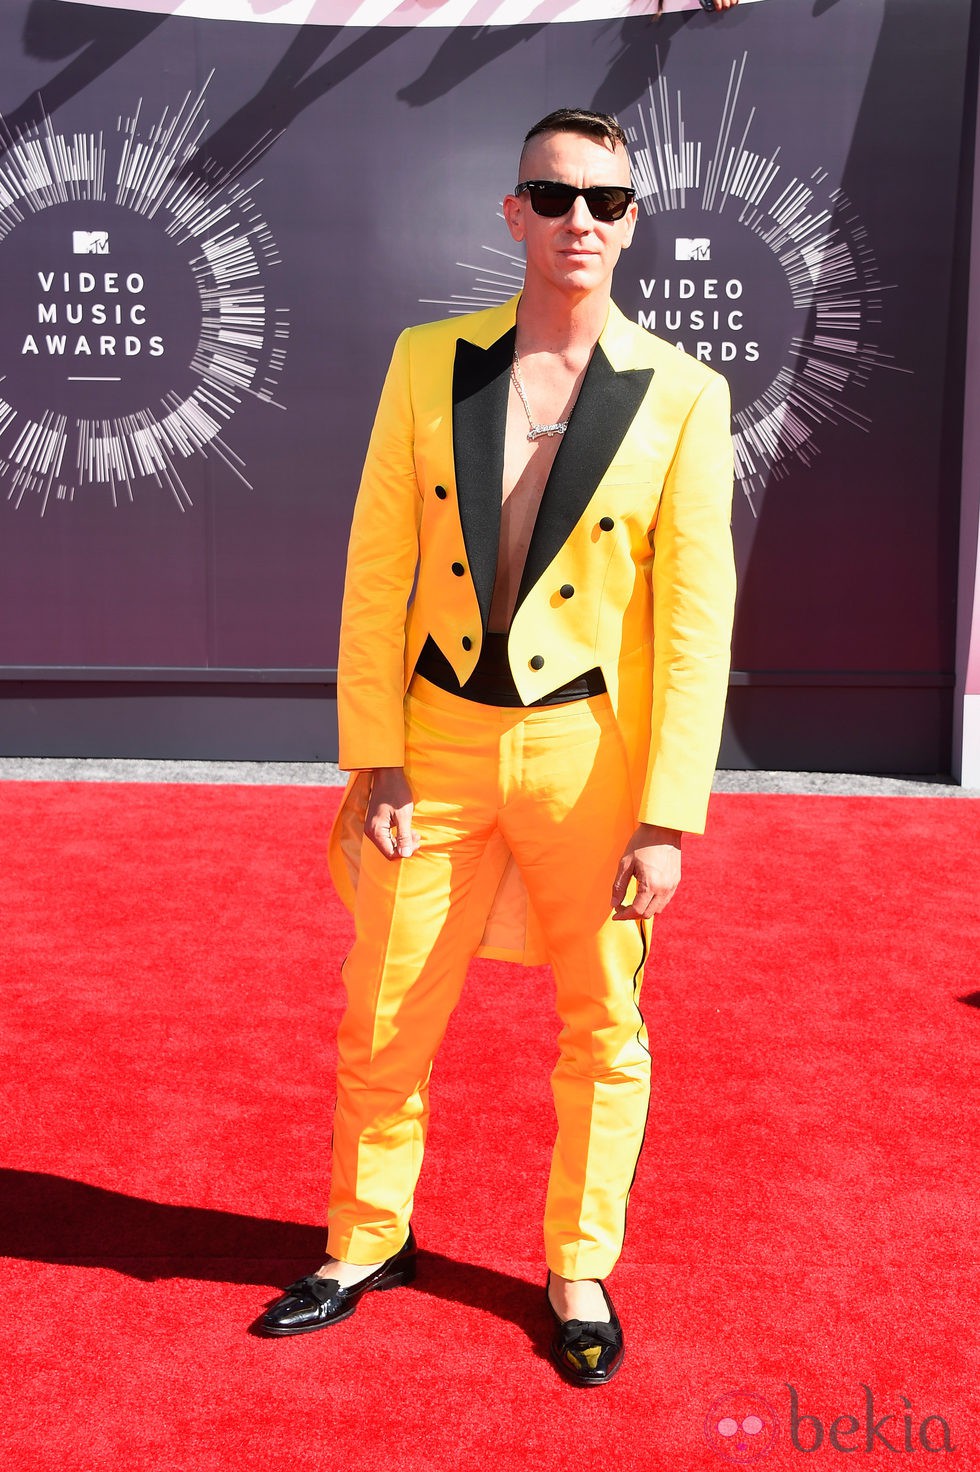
[{"xmin": 511, "ymin": 348, "xmax": 568, "ymax": 442}]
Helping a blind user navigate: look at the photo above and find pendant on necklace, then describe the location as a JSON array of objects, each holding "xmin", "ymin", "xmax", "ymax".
[{"xmin": 526, "ymin": 421, "xmax": 568, "ymax": 441}]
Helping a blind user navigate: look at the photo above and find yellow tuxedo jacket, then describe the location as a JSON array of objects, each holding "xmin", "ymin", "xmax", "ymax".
[{"xmin": 329, "ymin": 293, "xmax": 735, "ymax": 961}]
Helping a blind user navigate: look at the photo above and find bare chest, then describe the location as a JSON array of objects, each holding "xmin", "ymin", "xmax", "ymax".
[{"xmin": 489, "ymin": 360, "xmax": 586, "ymax": 631}]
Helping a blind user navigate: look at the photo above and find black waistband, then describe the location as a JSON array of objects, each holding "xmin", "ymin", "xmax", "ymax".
[{"xmin": 414, "ymin": 634, "xmax": 606, "ymax": 708}]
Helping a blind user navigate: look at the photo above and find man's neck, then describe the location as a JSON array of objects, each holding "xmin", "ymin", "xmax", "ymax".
[{"xmin": 514, "ymin": 282, "xmax": 611, "ymax": 365}]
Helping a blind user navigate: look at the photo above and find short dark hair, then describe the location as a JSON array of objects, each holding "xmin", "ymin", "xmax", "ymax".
[{"xmin": 519, "ymin": 108, "xmax": 628, "ymax": 177}]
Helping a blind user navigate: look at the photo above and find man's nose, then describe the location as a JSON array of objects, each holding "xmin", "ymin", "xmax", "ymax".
[{"xmin": 565, "ymin": 194, "xmax": 594, "ymax": 231}]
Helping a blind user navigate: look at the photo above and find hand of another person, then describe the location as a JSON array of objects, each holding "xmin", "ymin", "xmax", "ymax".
[
  {"xmin": 610, "ymin": 824, "xmax": 682, "ymax": 920},
  {"xmin": 364, "ymin": 767, "xmax": 421, "ymax": 860}
]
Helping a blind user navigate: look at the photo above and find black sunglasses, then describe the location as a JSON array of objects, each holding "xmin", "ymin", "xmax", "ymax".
[{"xmin": 515, "ymin": 180, "xmax": 636, "ymax": 223}]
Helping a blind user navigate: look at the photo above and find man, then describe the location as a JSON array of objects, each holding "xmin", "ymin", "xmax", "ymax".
[{"xmin": 260, "ymin": 108, "xmax": 735, "ymax": 1387}]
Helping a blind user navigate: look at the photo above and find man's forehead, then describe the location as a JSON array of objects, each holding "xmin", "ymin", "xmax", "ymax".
[{"xmin": 519, "ymin": 129, "xmax": 630, "ymax": 180}]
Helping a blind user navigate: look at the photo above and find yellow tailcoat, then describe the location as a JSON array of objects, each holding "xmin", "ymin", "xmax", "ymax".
[{"xmin": 328, "ymin": 293, "xmax": 735, "ymax": 963}]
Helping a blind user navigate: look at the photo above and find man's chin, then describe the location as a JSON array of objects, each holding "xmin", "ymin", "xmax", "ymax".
[{"xmin": 553, "ymin": 262, "xmax": 608, "ymax": 292}]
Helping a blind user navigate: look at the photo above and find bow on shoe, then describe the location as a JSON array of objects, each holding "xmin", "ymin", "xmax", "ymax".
[
  {"xmin": 281, "ymin": 1275, "xmax": 341, "ymax": 1309},
  {"xmin": 555, "ymin": 1318, "xmax": 621, "ymax": 1350},
  {"xmin": 556, "ymin": 1317, "xmax": 622, "ymax": 1373}
]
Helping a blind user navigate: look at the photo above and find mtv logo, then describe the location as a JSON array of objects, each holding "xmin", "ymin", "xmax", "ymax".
[
  {"xmin": 675, "ymin": 237, "xmax": 710, "ymax": 262},
  {"xmin": 73, "ymin": 230, "xmax": 109, "ymax": 254}
]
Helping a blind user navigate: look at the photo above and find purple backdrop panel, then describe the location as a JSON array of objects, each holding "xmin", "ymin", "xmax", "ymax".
[{"xmin": 0, "ymin": 0, "xmax": 969, "ymax": 738}]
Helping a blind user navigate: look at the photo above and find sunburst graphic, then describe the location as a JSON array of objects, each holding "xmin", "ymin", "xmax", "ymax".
[
  {"xmin": 0, "ymin": 76, "xmax": 288, "ymax": 514},
  {"xmin": 423, "ymin": 53, "xmax": 905, "ymax": 511}
]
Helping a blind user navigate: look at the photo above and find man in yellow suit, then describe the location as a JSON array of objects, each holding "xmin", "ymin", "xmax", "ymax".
[{"xmin": 260, "ymin": 108, "xmax": 735, "ymax": 1386}]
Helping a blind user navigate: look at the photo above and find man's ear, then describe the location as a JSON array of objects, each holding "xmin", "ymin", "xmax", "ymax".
[
  {"xmin": 619, "ymin": 201, "xmax": 639, "ymax": 250},
  {"xmin": 502, "ymin": 192, "xmax": 525, "ymax": 244}
]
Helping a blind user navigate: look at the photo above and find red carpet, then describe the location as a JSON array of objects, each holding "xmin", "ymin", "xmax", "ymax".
[{"xmin": 2, "ymin": 781, "xmax": 978, "ymax": 1470}]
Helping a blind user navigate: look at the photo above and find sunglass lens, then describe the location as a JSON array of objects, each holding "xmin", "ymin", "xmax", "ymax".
[
  {"xmin": 531, "ymin": 184, "xmax": 578, "ymax": 216},
  {"xmin": 586, "ymin": 188, "xmax": 630, "ymax": 222}
]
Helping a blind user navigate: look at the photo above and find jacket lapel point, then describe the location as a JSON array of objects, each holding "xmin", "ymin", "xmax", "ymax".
[{"xmin": 452, "ymin": 326, "xmax": 516, "ymax": 634}]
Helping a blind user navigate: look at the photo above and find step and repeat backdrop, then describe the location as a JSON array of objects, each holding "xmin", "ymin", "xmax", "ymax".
[{"xmin": 0, "ymin": 0, "xmax": 972, "ymax": 766}]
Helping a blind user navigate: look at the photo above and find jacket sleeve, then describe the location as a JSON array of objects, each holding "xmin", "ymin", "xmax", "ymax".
[
  {"xmin": 336, "ymin": 328, "xmax": 422, "ymax": 771},
  {"xmin": 639, "ymin": 371, "xmax": 736, "ymax": 833}
]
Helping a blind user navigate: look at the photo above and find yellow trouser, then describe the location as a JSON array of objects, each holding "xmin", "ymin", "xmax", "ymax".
[{"xmin": 327, "ymin": 676, "xmax": 652, "ymax": 1280}]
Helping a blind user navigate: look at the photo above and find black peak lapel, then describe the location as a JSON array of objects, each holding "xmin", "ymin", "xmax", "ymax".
[
  {"xmin": 515, "ymin": 347, "xmax": 654, "ymax": 610},
  {"xmin": 452, "ymin": 327, "xmax": 515, "ymax": 634}
]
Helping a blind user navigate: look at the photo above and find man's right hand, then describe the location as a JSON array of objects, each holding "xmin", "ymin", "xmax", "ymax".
[{"xmin": 364, "ymin": 767, "xmax": 420, "ymax": 860}]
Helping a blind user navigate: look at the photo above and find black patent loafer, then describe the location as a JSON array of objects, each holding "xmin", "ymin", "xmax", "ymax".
[
  {"xmin": 546, "ymin": 1277, "xmax": 625, "ymax": 1387},
  {"xmin": 259, "ymin": 1229, "xmax": 417, "ymax": 1336}
]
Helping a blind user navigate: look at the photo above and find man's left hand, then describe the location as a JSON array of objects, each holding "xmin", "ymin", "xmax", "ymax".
[{"xmin": 611, "ymin": 824, "xmax": 682, "ymax": 920}]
